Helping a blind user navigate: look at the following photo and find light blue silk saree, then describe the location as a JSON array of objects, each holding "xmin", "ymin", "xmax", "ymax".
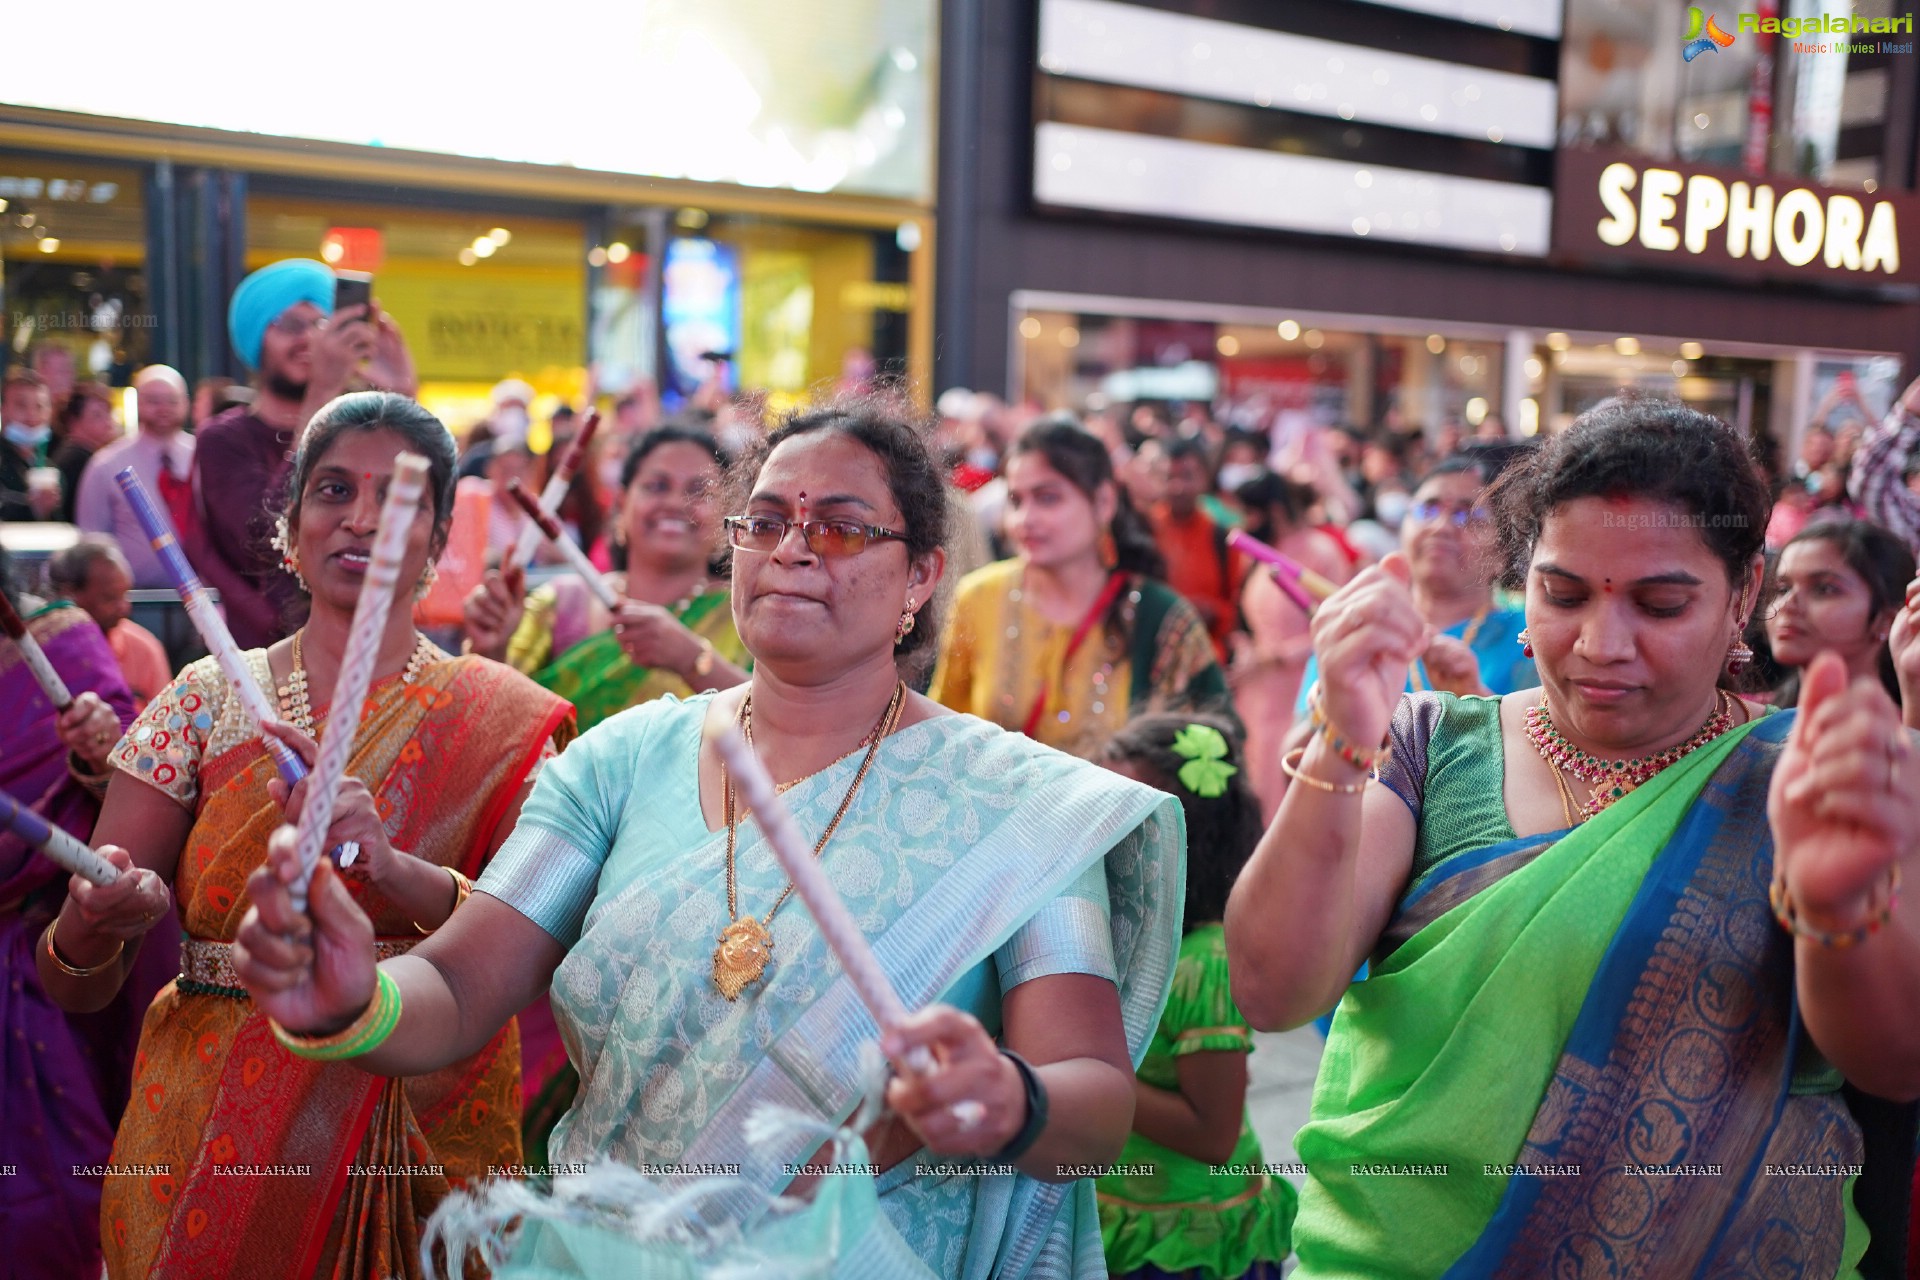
[{"xmin": 467, "ymin": 694, "xmax": 1185, "ymax": 1277}]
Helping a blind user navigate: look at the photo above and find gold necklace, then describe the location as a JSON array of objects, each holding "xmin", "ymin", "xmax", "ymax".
[
  {"xmin": 712, "ymin": 682, "xmax": 905, "ymax": 1001},
  {"xmin": 1548, "ymin": 759, "xmax": 1584, "ymax": 828},
  {"xmin": 277, "ymin": 629, "xmax": 438, "ymax": 737}
]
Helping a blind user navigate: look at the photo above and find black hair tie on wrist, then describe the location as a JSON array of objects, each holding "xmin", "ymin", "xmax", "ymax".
[{"xmin": 991, "ymin": 1048, "xmax": 1050, "ymax": 1163}]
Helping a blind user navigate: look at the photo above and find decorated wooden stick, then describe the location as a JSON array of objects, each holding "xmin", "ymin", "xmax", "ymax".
[
  {"xmin": 713, "ymin": 724, "xmax": 940, "ymax": 1078},
  {"xmin": 114, "ymin": 467, "xmax": 308, "ymax": 787},
  {"xmin": 0, "ymin": 588, "xmax": 74, "ymax": 710},
  {"xmin": 1, "ymin": 786, "xmax": 121, "ymax": 886},
  {"xmin": 505, "ymin": 479, "xmax": 621, "ymax": 611},
  {"xmin": 288, "ymin": 452, "xmax": 429, "ymax": 915},
  {"xmin": 506, "ymin": 409, "xmax": 601, "ymax": 572},
  {"xmin": 1226, "ymin": 529, "xmax": 1337, "ymax": 615}
]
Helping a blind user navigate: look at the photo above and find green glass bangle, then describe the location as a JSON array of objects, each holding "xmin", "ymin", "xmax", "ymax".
[{"xmin": 271, "ymin": 969, "xmax": 403, "ymax": 1061}]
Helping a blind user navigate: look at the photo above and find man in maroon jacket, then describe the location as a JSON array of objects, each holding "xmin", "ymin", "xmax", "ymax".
[{"xmin": 187, "ymin": 259, "xmax": 416, "ymax": 647}]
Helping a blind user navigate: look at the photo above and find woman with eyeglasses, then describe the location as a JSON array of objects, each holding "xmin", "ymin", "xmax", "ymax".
[
  {"xmin": 229, "ymin": 402, "xmax": 1185, "ymax": 1278},
  {"xmin": 930, "ymin": 417, "xmax": 1232, "ymax": 760},
  {"xmin": 1294, "ymin": 456, "xmax": 1535, "ymax": 722},
  {"xmin": 464, "ymin": 425, "xmax": 750, "ymax": 734}
]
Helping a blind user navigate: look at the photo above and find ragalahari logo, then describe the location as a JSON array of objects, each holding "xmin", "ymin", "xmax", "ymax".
[{"xmin": 1683, "ymin": 7, "xmax": 1737, "ymax": 60}]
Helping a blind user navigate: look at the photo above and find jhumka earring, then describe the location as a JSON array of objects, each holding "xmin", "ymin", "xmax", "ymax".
[
  {"xmin": 1518, "ymin": 627, "xmax": 1533, "ymax": 658},
  {"xmin": 271, "ymin": 518, "xmax": 311, "ymax": 594}
]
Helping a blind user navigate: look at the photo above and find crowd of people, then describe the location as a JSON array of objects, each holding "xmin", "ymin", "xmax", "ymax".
[{"xmin": 2, "ymin": 256, "xmax": 1919, "ymax": 1279}]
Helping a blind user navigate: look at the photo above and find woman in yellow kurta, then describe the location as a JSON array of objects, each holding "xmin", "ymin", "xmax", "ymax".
[
  {"xmin": 38, "ymin": 393, "xmax": 573, "ymax": 1280},
  {"xmin": 931, "ymin": 418, "xmax": 1229, "ymax": 759}
]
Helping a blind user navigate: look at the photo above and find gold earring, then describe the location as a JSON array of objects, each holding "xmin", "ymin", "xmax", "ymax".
[{"xmin": 895, "ymin": 605, "xmax": 917, "ymax": 644}]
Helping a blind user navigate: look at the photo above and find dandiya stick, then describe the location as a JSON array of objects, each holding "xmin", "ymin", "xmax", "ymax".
[
  {"xmin": 0, "ymin": 588, "xmax": 74, "ymax": 710},
  {"xmin": 505, "ymin": 479, "xmax": 621, "ymax": 611},
  {"xmin": 114, "ymin": 467, "xmax": 308, "ymax": 787},
  {"xmin": 713, "ymin": 725, "xmax": 940, "ymax": 1079},
  {"xmin": 288, "ymin": 452, "xmax": 429, "ymax": 915},
  {"xmin": 506, "ymin": 409, "xmax": 601, "ymax": 572},
  {"xmin": 1, "ymin": 786, "xmax": 121, "ymax": 886},
  {"xmin": 1226, "ymin": 529, "xmax": 1337, "ymax": 615}
]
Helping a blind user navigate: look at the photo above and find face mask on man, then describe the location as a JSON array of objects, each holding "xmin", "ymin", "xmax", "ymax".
[
  {"xmin": 3, "ymin": 421, "xmax": 52, "ymax": 450},
  {"xmin": 1216, "ymin": 462, "xmax": 1264, "ymax": 494},
  {"xmin": 1373, "ymin": 489, "xmax": 1411, "ymax": 529}
]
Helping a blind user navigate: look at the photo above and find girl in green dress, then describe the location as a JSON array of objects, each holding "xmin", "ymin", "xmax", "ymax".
[{"xmin": 1097, "ymin": 715, "xmax": 1296, "ymax": 1280}]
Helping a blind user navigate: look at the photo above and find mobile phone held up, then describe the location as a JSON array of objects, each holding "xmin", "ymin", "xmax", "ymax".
[{"xmin": 333, "ymin": 270, "xmax": 374, "ymax": 318}]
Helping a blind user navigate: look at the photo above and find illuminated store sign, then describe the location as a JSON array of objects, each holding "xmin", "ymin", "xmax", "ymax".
[{"xmin": 1553, "ymin": 149, "xmax": 1919, "ymax": 286}]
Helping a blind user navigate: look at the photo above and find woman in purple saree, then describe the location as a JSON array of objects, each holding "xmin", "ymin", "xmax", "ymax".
[{"xmin": 1, "ymin": 595, "xmax": 167, "ymax": 1278}]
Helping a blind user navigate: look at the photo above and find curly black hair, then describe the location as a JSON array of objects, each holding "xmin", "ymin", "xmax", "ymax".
[
  {"xmin": 1485, "ymin": 394, "xmax": 1769, "ymax": 593},
  {"xmin": 725, "ymin": 398, "xmax": 950, "ymax": 659},
  {"xmin": 1099, "ymin": 712, "xmax": 1262, "ymax": 933}
]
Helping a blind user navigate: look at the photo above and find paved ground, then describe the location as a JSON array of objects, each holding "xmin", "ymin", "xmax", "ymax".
[
  {"xmin": 1244, "ymin": 1025, "xmax": 1326, "ymax": 1276},
  {"xmin": 1246, "ymin": 1025, "xmax": 1324, "ymax": 1184}
]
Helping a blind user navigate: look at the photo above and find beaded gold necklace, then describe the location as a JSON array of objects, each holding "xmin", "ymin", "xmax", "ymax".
[
  {"xmin": 277, "ymin": 629, "xmax": 438, "ymax": 737},
  {"xmin": 1525, "ymin": 690, "xmax": 1735, "ymax": 818}
]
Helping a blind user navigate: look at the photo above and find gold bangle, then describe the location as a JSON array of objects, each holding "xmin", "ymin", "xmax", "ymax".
[
  {"xmin": 414, "ymin": 865, "xmax": 474, "ymax": 935},
  {"xmin": 1280, "ymin": 747, "xmax": 1371, "ymax": 795},
  {"xmin": 43, "ymin": 919, "xmax": 125, "ymax": 978}
]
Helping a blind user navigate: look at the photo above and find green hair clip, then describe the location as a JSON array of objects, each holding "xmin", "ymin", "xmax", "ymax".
[{"xmin": 1170, "ymin": 724, "xmax": 1238, "ymax": 799}]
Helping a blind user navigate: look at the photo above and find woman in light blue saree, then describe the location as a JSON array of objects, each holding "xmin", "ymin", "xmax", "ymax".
[
  {"xmin": 230, "ymin": 402, "xmax": 1186, "ymax": 1278},
  {"xmin": 1228, "ymin": 398, "xmax": 1920, "ymax": 1278}
]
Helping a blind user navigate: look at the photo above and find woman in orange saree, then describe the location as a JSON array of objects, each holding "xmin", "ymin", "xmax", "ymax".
[{"xmin": 37, "ymin": 392, "xmax": 574, "ymax": 1279}]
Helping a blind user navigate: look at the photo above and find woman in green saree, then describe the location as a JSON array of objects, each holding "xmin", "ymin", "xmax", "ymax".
[
  {"xmin": 232, "ymin": 401, "xmax": 1186, "ymax": 1278},
  {"xmin": 464, "ymin": 424, "xmax": 749, "ymax": 732},
  {"xmin": 1227, "ymin": 398, "xmax": 1920, "ymax": 1278}
]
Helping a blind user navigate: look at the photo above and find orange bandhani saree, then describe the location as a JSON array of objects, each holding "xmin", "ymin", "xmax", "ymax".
[{"xmin": 99, "ymin": 650, "xmax": 573, "ymax": 1280}]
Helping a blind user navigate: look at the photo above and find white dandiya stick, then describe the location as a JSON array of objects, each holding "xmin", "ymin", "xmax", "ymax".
[
  {"xmin": 505, "ymin": 479, "xmax": 621, "ymax": 611},
  {"xmin": 1, "ymin": 786, "xmax": 121, "ymax": 886},
  {"xmin": 713, "ymin": 724, "xmax": 942, "ymax": 1079},
  {"xmin": 288, "ymin": 451, "xmax": 429, "ymax": 915},
  {"xmin": 506, "ymin": 408, "xmax": 601, "ymax": 572},
  {"xmin": 0, "ymin": 587, "xmax": 75, "ymax": 710},
  {"xmin": 113, "ymin": 467, "xmax": 309, "ymax": 788}
]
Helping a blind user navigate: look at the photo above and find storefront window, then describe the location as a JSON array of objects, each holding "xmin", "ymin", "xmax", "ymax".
[
  {"xmin": 0, "ymin": 152, "xmax": 148, "ymax": 380},
  {"xmin": 598, "ymin": 209, "xmax": 911, "ymax": 415},
  {"xmin": 1558, "ymin": 0, "xmax": 1895, "ymax": 187},
  {"xmin": 1013, "ymin": 307, "xmax": 1506, "ymax": 443}
]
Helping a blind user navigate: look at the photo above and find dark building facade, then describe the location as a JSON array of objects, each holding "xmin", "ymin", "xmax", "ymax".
[{"xmin": 937, "ymin": 0, "xmax": 1920, "ymax": 458}]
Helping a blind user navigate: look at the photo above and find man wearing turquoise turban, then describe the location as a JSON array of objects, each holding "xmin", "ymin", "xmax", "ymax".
[{"xmin": 185, "ymin": 258, "xmax": 417, "ymax": 647}]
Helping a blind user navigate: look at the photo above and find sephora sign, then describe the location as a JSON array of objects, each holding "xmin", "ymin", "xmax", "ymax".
[{"xmin": 1554, "ymin": 148, "xmax": 1920, "ymax": 287}]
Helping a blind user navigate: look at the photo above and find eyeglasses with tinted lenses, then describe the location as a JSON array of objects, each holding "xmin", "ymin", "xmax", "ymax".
[
  {"xmin": 725, "ymin": 515, "xmax": 907, "ymax": 556},
  {"xmin": 1409, "ymin": 501, "xmax": 1490, "ymax": 527},
  {"xmin": 267, "ymin": 313, "xmax": 327, "ymax": 338}
]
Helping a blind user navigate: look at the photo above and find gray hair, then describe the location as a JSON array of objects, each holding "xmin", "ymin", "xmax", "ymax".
[{"xmin": 47, "ymin": 533, "xmax": 131, "ymax": 593}]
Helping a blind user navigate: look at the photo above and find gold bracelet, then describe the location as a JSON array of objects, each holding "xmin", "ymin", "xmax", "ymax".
[
  {"xmin": 1280, "ymin": 747, "xmax": 1371, "ymax": 795},
  {"xmin": 413, "ymin": 865, "xmax": 474, "ymax": 935},
  {"xmin": 43, "ymin": 919, "xmax": 125, "ymax": 978}
]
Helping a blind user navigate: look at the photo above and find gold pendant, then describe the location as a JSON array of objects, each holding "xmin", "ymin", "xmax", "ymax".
[{"xmin": 712, "ymin": 916, "xmax": 774, "ymax": 1001}]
